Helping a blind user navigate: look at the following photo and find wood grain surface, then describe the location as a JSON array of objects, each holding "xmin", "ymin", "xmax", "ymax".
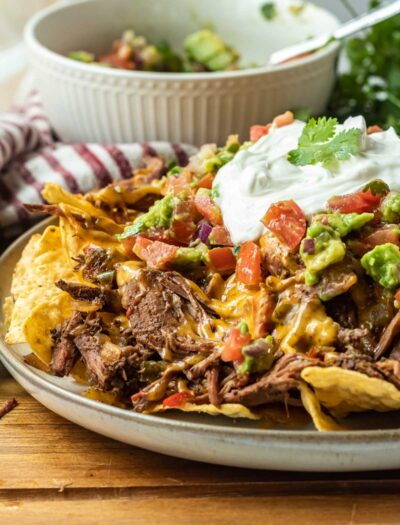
[{"xmin": 1, "ymin": 364, "xmax": 400, "ymax": 525}]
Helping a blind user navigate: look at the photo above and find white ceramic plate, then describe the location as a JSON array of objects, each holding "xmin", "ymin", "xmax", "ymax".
[{"xmin": 2, "ymin": 220, "xmax": 400, "ymax": 472}]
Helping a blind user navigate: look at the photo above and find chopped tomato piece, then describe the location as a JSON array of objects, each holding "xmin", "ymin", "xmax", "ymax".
[
  {"xmin": 167, "ymin": 171, "xmax": 193, "ymax": 194},
  {"xmin": 100, "ymin": 53, "xmax": 133, "ymax": 70},
  {"xmin": 170, "ymin": 198, "xmax": 197, "ymax": 244},
  {"xmin": 327, "ymin": 189, "xmax": 382, "ymax": 213},
  {"xmin": 209, "ymin": 247, "xmax": 236, "ymax": 272},
  {"xmin": 262, "ymin": 200, "xmax": 306, "ymax": 251},
  {"xmin": 395, "ymin": 289, "xmax": 400, "ymax": 303},
  {"xmin": 209, "ymin": 225, "xmax": 233, "ymax": 246},
  {"xmin": 122, "ymin": 236, "xmax": 136, "ymax": 257},
  {"xmin": 250, "ymin": 124, "xmax": 272, "ymax": 142},
  {"xmin": 273, "ymin": 110, "xmax": 294, "ymax": 127},
  {"xmin": 197, "ymin": 173, "xmax": 214, "ymax": 189},
  {"xmin": 367, "ymin": 125, "xmax": 383, "ymax": 135},
  {"xmin": 132, "ymin": 236, "xmax": 152, "ymax": 259},
  {"xmin": 236, "ymin": 242, "xmax": 262, "ymax": 286},
  {"xmin": 194, "ymin": 188, "xmax": 223, "ymax": 226},
  {"xmin": 221, "ymin": 327, "xmax": 251, "ymax": 362},
  {"xmin": 162, "ymin": 391, "xmax": 191, "ymax": 408},
  {"xmin": 133, "ymin": 237, "xmax": 178, "ymax": 269}
]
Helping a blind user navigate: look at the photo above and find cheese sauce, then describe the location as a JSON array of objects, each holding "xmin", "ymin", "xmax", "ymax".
[{"xmin": 213, "ymin": 116, "xmax": 400, "ymax": 244}]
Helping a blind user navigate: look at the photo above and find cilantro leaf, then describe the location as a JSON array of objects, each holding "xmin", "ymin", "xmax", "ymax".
[
  {"xmin": 288, "ymin": 117, "xmax": 361, "ymax": 169},
  {"xmin": 261, "ymin": 2, "xmax": 277, "ymax": 20},
  {"xmin": 298, "ymin": 117, "xmax": 337, "ymax": 146}
]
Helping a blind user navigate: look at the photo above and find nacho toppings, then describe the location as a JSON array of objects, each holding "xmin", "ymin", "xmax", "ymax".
[{"xmin": 7, "ymin": 114, "xmax": 400, "ymax": 431}]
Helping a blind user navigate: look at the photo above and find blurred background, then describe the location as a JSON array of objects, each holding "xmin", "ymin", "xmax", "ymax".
[
  {"xmin": 0, "ymin": 1, "xmax": 371, "ymax": 78},
  {"xmin": 0, "ymin": 0, "xmax": 372, "ymax": 108}
]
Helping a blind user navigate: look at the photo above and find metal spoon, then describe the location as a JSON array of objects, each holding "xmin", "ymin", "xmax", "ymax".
[{"xmin": 269, "ymin": 0, "xmax": 400, "ymax": 65}]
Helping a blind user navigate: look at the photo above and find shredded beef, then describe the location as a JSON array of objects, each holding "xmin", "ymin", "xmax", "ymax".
[
  {"xmin": 51, "ymin": 311, "xmax": 85, "ymax": 376},
  {"xmin": 56, "ymin": 280, "xmax": 119, "ymax": 310},
  {"xmin": 186, "ymin": 350, "xmax": 221, "ymax": 380},
  {"xmin": 375, "ymin": 310, "xmax": 400, "ymax": 360},
  {"xmin": 80, "ymin": 246, "xmax": 114, "ymax": 283},
  {"xmin": 315, "ymin": 266, "xmax": 357, "ymax": 302},
  {"xmin": 333, "ymin": 349, "xmax": 384, "ymax": 379},
  {"xmin": 207, "ymin": 367, "xmax": 220, "ymax": 407},
  {"xmin": 325, "ymin": 294, "xmax": 357, "ymax": 329},
  {"xmin": 74, "ymin": 331, "xmax": 144, "ymax": 391},
  {"xmin": 260, "ymin": 230, "xmax": 300, "ymax": 278},
  {"xmin": 333, "ymin": 348, "xmax": 400, "ymax": 389},
  {"xmin": 0, "ymin": 398, "xmax": 18, "ymax": 419},
  {"xmin": 223, "ymin": 353, "xmax": 318, "ymax": 407},
  {"xmin": 337, "ymin": 327, "xmax": 376, "ymax": 356},
  {"xmin": 121, "ymin": 269, "xmax": 215, "ymax": 355}
]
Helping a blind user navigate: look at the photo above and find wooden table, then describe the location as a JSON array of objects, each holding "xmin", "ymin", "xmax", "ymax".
[
  {"xmin": 1, "ymin": 364, "xmax": 400, "ymax": 525},
  {"xmin": 1, "ymin": 73, "xmax": 400, "ymax": 525}
]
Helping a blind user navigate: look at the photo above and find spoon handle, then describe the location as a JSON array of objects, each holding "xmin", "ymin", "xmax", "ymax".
[
  {"xmin": 269, "ymin": 0, "xmax": 400, "ymax": 65},
  {"xmin": 335, "ymin": 0, "xmax": 400, "ymax": 39}
]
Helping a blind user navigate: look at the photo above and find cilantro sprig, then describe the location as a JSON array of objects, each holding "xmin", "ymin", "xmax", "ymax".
[{"xmin": 288, "ymin": 117, "xmax": 361, "ymax": 169}]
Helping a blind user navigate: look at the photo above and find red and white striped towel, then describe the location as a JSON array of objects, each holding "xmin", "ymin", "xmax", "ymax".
[{"xmin": 0, "ymin": 92, "xmax": 197, "ymax": 241}]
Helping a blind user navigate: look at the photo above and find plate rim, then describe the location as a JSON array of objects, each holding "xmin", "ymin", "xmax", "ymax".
[{"xmin": 2, "ymin": 218, "xmax": 400, "ymax": 443}]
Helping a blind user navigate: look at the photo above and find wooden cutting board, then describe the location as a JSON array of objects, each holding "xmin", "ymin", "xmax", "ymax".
[{"xmin": 1, "ymin": 363, "xmax": 400, "ymax": 525}]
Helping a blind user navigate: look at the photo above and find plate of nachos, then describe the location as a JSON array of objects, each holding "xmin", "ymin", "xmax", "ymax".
[{"xmin": 3, "ymin": 113, "xmax": 400, "ymax": 471}]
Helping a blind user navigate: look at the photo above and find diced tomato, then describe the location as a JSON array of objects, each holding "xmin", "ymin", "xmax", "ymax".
[
  {"xmin": 194, "ymin": 188, "xmax": 223, "ymax": 226},
  {"xmin": 167, "ymin": 171, "xmax": 193, "ymax": 194},
  {"xmin": 250, "ymin": 124, "xmax": 272, "ymax": 142},
  {"xmin": 236, "ymin": 241, "xmax": 262, "ymax": 286},
  {"xmin": 197, "ymin": 173, "xmax": 214, "ymax": 189},
  {"xmin": 209, "ymin": 247, "xmax": 236, "ymax": 272},
  {"xmin": 363, "ymin": 226, "xmax": 400, "ymax": 249},
  {"xmin": 132, "ymin": 236, "xmax": 152, "ymax": 259},
  {"xmin": 367, "ymin": 125, "xmax": 383, "ymax": 135},
  {"xmin": 273, "ymin": 110, "xmax": 294, "ymax": 128},
  {"xmin": 122, "ymin": 236, "xmax": 136, "ymax": 257},
  {"xmin": 99, "ymin": 53, "xmax": 134, "ymax": 70},
  {"xmin": 221, "ymin": 327, "xmax": 251, "ymax": 362},
  {"xmin": 262, "ymin": 200, "xmax": 306, "ymax": 251},
  {"xmin": 162, "ymin": 391, "xmax": 191, "ymax": 408},
  {"xmin": 395, "ymin": 289, "xmax": 400, "ymax": 303},
  {"xmin": 327, "ymin": 189, "xmax": 382, "ymax": 213},
  {"xmin": 209, "ymin": 225, "xmax": 233, "ymax": 246},
  {"xmin": 133, "ymin": 237, "xmax": 178, "ymax": 269},
  {"xmin": 170, "ymin": 198, "xmax": 197, "ymax": 245}
]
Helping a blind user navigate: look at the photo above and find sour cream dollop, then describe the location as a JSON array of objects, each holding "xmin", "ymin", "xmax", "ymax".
[{"xmin": 213, "ymin": 116, "xmax": 400, "ymax": 244}]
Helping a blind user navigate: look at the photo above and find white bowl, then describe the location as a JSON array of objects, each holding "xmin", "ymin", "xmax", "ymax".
[{"xmin": 25, "ymin": 0, "xmax": 340, "ymax": 146}]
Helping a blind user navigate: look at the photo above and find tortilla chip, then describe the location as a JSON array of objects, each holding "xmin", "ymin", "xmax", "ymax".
[
  {"xmin": 10, "ymin": 233, "xmax": 41, "ymax": 298},
  {"xmin": 5, "ymin": 225, "xmax": 74, "ymax": 352},
  {"xmin": 2, "ymin": 296, "xmax": 14, "ymax": 329},
  {"xmin": 302, "ymin": 366, "xmax": 400, "ymax": 417},
  {"xmin": 83, "ymin": 387, "xmax": 124, "ymax": 407},
  {"xmin": 42, "ymin": 183, "xmax": 108, "ymax": 218},
  {"xmin": 24, "ymin": 353, "xmax": 51, "ymax": 373},
  {"xmin": 299, "ymin": 382, "xmax": 344, "ymax": 431},
  {"xmin": 23, "ymin": 294, "xmax": 73, "ymax": 363},
  {"xmin": 147, "ymin": 402, "xmax": 260, "ymax": 420}
]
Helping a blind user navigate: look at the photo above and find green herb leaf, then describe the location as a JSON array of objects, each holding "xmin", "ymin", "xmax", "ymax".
[
  {"xmin": 210, "ymin": 185, "xmax": 220, "ymax": 199},
  {"xmin": 288, "ymin": 117, "xmax": 361, "ymax": 168},
  {"xmin": 363, "ymin": 179, "xmax": 390, "ymax": 196},
  {"xmin": 261, "ymin": 2, "xmax": 277, "ymax": 20}
]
